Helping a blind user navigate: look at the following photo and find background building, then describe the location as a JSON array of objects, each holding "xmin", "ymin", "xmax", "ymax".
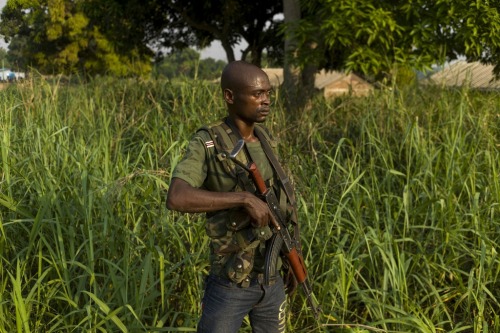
[{"xmin": 263, "ymin": 68, "xmax": 373, "ymax": 99}]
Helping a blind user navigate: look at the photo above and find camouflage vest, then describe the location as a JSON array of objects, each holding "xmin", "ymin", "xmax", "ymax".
[{"xmin": 198, "ymin": 119, "xmax": 287, "ymax": 287}]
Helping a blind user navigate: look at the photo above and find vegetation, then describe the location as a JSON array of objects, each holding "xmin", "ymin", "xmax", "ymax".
[
  {"xmin": 154, "ymin": 48, "xmax": 226, "ymax": 81},
  {"xmin": 4, "ymin": 0, "xmax": 499, "ymax": 79},
  {"xmin": 0, "ymin": 47, "xmax": 10, "ymax": 68},
  {"xmin": 295, "ymin": 0, "xmax": 500, "ymax": 75},
  {"xmin": 0, "ymin": 0, "xmax": 282, "ymax": 75},
  {"xmin": 0, "ymin": 77, "xmax": 499, "ymax": 332},
  {"xmin": 158, "ymin": 0, "xmax": 283, "ymax": 65},
  {"xmin": 0, "ymin": 0, "xmax": 155, "ymax": 75},
  {"xmin": 282, "ymin": 0, "xmax": 500, "ymax": 111}
]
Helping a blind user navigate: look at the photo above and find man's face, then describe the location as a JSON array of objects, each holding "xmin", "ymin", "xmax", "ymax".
[{"xmin": 226, "ymin": 72, "xmax": 273, "ymax": 124}]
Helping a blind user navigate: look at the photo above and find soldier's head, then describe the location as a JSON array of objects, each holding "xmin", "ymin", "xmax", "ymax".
[{"xmin": 220, "ymin": 61, "xmax": 273, "ymax": 124}]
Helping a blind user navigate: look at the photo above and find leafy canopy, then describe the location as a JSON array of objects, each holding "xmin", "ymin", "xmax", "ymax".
[
  {"xmin": 0, "ymin": 0, "xmax": 154, "ymax": 75},
  {"xmin": 157, "ymin": 0, "xmax": 283, "ymax": 66},
  {"xmin": 295, "ymin": 0, "xmax": 500, "ymax": 78},
  {"xmin": 3, "ymin": 0, "xmax": 499, "ymax": 80},
  {"xmin": 0, "ymin": 0, "xmax": 283, "ymax": 75}
]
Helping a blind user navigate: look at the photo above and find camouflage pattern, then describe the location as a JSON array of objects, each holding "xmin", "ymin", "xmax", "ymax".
[{"xmin": 172, "ymin": 119, "xmax": 280, "ymax": 285}]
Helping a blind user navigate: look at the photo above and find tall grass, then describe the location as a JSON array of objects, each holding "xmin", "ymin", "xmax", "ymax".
[{"xmin": 0, "ymin": 75, "xmax": 499, "ymax": 332}]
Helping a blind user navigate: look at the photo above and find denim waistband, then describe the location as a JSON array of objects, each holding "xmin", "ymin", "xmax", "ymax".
[{"xmin": 209, "ymin": 272, "xmax": 277, "ymax": 288}]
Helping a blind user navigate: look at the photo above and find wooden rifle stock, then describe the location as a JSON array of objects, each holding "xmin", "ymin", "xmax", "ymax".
[{"xmin": 245, "ymin": 159, "xmax": 321, "ymax": 318}]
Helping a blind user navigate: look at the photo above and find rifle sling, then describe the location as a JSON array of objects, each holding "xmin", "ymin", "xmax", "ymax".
[
  {"xmin": 212, "ymin": 122, "xmax": 256, "ymax": 193},
  {"xmin": 223, "ymin": 117, "xmax": 297, "ymax": 210},
  {"xmin": 224, "ymin": 117, "xmax": 300, "ymax": 219},
  {"xmin": 254, "ymin": 126, "xmax": 302, "ymax": 256},
  {"xmin": 254, "ymin": 127, "xmax": 297, "ymax": 209}
]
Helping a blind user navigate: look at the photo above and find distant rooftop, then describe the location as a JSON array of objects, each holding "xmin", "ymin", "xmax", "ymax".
[
  {"xmin": 262, "ymin": 68, "xmax": 373, "ymax": 98},
  {"xmin": 263, "ymin": 68, "xmax": 363, "ymax": 89},
  {"xmin": 427, "ymin": 61, "xmax": 500, "ymax": 90}
]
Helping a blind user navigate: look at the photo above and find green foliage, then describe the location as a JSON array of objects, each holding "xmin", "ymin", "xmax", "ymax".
[
  {"xmin": 197, "ymin": 57, "xmax": 228, "ymax": 80},
  {"xmin": 0, "ymin": 76, "xmax": 499, "ymax": 332},
  {"xmin": 0, "ymin": 48, "xmax": 9, "ymax": 68},
  {"xmin": 0, "ymin": 0, "xmax": 283, "ymax": 74},
  {"xmin": 0, "ymin": 0, "xmax": 153, "ymax": 75},
  {"xmin": 160, "ymin": 0, "xmax": 283, "ymax": 66},
  {"xmin": 391, "ymin": 64, "xmax": 417, "ymax": 87},
  {"xmin": 296, "ymin": 0, "xmax": 500, "ymax": 79},
  {"xmin": 0, "ymin": 47, "xmax": 9, "ymax": 67},
  {"xmin": 2, "ymin": 37, "xmax": 27, "ymax": 70},
  {"xmin": 154, "ymin": 48, "xmax": 226, "ymax": 80}
]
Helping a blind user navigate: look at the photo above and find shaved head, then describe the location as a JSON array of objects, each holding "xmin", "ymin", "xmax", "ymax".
[
  {"xmin": 219, "ymin": 60, "xmax": 273, "ymax": 125},
  {"xmin": 221, "ymin": 61, "xmax": 268, "ymax": 92}
]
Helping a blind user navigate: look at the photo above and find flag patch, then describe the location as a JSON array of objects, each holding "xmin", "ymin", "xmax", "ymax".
[{"xmin": 205, "ymin": 140, "xmax": 214, "ymax": 148}]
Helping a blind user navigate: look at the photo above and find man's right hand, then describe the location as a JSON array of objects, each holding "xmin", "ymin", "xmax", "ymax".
[{"xmin": 242, "ymin": 193, "xmax": 271, "ymax": 228}]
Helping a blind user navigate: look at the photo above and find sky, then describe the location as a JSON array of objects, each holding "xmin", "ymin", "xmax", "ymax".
[
  {"xmin": 199, "ymin": 40, "xmax": 247, "ymax": 62},
  {"xmin": 199, "ymin": 41, "xmax": 227, "ymax": 61}
]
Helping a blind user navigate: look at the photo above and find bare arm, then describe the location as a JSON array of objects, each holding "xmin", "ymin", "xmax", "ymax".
[{"xmin": 166, "ymin": 177, "xmax": 271, "ymax": 227}]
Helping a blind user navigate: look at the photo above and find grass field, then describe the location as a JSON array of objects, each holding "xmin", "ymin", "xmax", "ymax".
[{"xmin": 0, "ymin": 75, "xmax": 499, "ymax": 332}]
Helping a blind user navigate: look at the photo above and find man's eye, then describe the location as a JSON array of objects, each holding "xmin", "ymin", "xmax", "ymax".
[{"xmin": 254, "ymin": 91, "xmax": 273, "ymax": 99}]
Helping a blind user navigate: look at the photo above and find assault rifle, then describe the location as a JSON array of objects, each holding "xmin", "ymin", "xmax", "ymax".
[{"xmin": 227, "ymin": 139, "xmax": 321, "ymax": 318}]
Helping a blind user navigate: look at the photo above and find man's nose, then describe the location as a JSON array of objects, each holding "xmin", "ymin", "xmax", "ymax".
[{"xmin": 261, "ymin": 92, "xmax": 272, "ymax": 105}]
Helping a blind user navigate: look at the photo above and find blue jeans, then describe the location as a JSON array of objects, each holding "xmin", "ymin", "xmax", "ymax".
[{"xmin": 197, "ymin": 274, "xmax": 287, "ymax": 333}]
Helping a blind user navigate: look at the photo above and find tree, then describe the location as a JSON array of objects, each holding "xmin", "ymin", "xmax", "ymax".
[
  {"xmin": 280, "ymin": 0, "xmax": 500, "ymax": 114},
  {"xmin": 0, "ymin": 0, "xmax": 283, "ymax": 75},
  {"xmin": 0, "ymin": 47, "xmax": 10, "ymax": 68},
  {"xmin": 0, "ymin": 0, "xmax": 154, "ymax": 75},
  {"xmin": 282, "ymin": 0, "xmax": 317, "ymax": 115},
  {"xmin": 158, "ymin": 0, "xmax": 284, "ymax": 66},
  {"xmin": 197, "ymin": 57, "xmax": 227, "ymax": 80},
  {"xmin": 154, "ymin": 48, "xmax": 226, "ymax": 80},
  {"xmin": 293, "ymin": 0, "xmax": 500, "ymax": 80}
]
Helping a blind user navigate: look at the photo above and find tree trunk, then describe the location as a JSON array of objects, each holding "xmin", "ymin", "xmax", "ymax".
[
  {"xmin": 221, "ymin": 39, "xmax": 236, "ymax": 63},
  {"xmin": 282, "ymin": 0, "xmax": 316, "ymax": 118}
]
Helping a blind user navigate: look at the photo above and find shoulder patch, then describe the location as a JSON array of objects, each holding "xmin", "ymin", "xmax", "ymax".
[{"xmin": 205, "ymin": 140, "xmax": 215, "ymax": 148}]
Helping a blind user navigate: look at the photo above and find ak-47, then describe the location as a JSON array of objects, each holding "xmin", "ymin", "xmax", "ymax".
[{"xmin": 227, "ymin": 139, "xmax": 321, "ymax": 318}]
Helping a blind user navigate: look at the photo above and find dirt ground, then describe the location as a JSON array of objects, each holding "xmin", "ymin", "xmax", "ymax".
[{"xmin": 0, "ymin": 82, "xmax": 7, "ymax": 90}]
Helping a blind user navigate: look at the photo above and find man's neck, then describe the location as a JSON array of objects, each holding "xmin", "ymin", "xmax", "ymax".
[{"xmin": 226, "ymin": 116, "xmax": 258, "ymax": 142}]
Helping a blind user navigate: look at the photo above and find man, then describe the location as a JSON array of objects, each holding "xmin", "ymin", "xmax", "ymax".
[{"xmin": 167, "ymin": 61, "xmax": 297, "ymax": 332}]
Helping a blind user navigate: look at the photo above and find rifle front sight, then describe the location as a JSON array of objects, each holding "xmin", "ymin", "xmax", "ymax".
[{"xmin": 227, "ymin": 139, "xmax": 250, "ymax": 171}]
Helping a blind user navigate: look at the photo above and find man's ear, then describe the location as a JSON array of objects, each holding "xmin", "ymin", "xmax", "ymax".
[{"xmin": 223, "ymin": 88, "xmax": 234, "ymax": 104}]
